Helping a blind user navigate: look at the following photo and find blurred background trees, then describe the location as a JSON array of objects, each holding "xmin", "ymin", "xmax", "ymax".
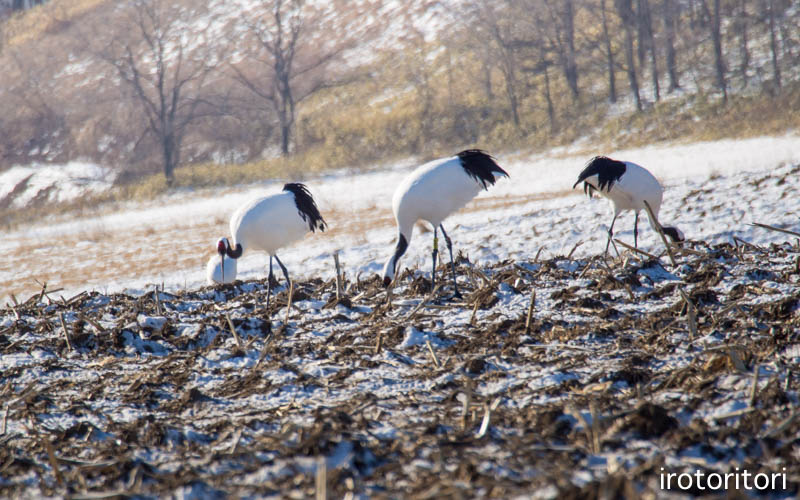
[
  {"xmin": 0, "ymin": 0, "xmax": 797, "ymax": 186},
  {"xmin": 92, "ymin": 0, "xmax": 221, "ymax": 185}
]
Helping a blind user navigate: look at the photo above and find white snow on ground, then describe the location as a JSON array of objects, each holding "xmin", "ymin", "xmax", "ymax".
[
  {"xmin": 0, "ymin": 161, "xmax": 115, "ymax": 209},
  {"xmin": 2, "ymin": 134, "xmax": 800, "ymax": 304}
]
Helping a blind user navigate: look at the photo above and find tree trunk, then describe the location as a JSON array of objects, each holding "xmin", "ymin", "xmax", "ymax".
[
  {"xmin": 480, "ymin": 4, "xmax": 521, "ymax": 131},
  {"xmin": 639, "ymin": 0, "xmax": 659, "ymax": 101},
  {"xmin": 543, "ymin": 63, "xmax": 555, "ymax": 132},
  {"xmin": 636, "ymin": 1, "xmax": 647, "ymax": 71},
  {"xmin": 496, "ymin": 33, "xmax": 520, "ymax": 130},
  {"xmin": 503, "ymin": 64, "xmax": 521, "ymax": 129},
  {"xmin": 737, "ymin": 0, "xmax": 750, "ymax": 86},
  {"xmin": 481, "ymin": 55, "xmax": 494, "ymax": 100},
  {"xmin": 688, "ymin": 0, "xmax": 701, "ymax": 30},
  {"xmin": 663, "ymin": 0, "xmax": 679, "ymax": 91},
  {"xmin": 562, "ymin": 0, "xmax": 579, "ymax": 99},
  {"xmin": 624, "ymin": 26, "xmax": 642, "ymax": 111},
  {"xmin": 703, "ymin": 0, "xmax": 727, "ymax": 102},
  {"xmin": 616, "ymin": 0, "xmax": 642, "ymax": 110},
  {"xmin": 280, "ymin": 122, "xmax": 290, "ymax": 155},
  {"xmin": 276, "ymin": 71, "xmax": 294, "ymax": 155},
  {"xmin": 767, "ymin": 0, "xmax": 782, "ymax": 91},
  {"xmin": 162, "ymin": 134, "xmax": 176, "ymax": 186},
  {"xmin": 601, "ymin": 0, "xmax": 617, "ymax": 102}
]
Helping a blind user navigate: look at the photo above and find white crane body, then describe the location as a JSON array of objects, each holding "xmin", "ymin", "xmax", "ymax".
[
  {"xmin": 574, "ymin": 156, "xmax": 683, "ymax": 251},
  {"xmin": 207, "ymin": 183, "xmax": 326, "ymax": 294},
  {"xmin": 382, "ymin": 150, "xmax": 508, "ymax": 296}
]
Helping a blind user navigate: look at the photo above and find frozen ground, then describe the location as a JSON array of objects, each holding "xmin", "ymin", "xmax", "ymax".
[
  {"xmin": 2, "ymin": 134, "xmax": 800, "ymax": 305},
  {"xmin": 0, "ymin": 135, "xmax": 799, "ymax": 498},
  {"xmin": 0, "ymin": 161, "xmax": 114, "ymax": 210}
]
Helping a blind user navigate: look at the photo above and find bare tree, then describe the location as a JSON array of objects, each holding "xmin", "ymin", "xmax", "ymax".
[
  {"xmin": 636, "ymin": 0, "xmax": 647, "ymax": 69},
  {"xmin": 469, "ymin": 1, "xmax": 523, "ymax": 130},
  {"xmin": 736, "ymin": 0, "xmax": 750, "ymax": 86},
  {"xmin": 616, "ymin": 0, "xmax": 642, "ymax": 110},
  {"xmin": 638, "ymin": 0, "xmax": 659, "ymax": 101},
  {"xmin": 541, "ymin": 0, "xmax": 580, "ymax": 100},
  {"xmin": 532, "ymin": 23, "xmax": 557, "ymax": 132},
  {"xmin": 1, "ymin": 48, "xmax": 68, "ymax": 165},
  {"xmin": 483, "ymin": 0, "xmax": 558, "ymax": 132},
  {"xmin": 662, "ymin": 0, "xmax": 680, "ymax": 91},
  {"xmin": 230, "ymin": 0, "xmax": 357, "ymax": 156},
  {"xmin": 402, "ymin": 30, "xmax": 436, "ymax": 152},
  {"xmin": 514, "ymin": 1, "xmax": 558, "ymax": 132},
  {"xmin": 525, "ymin": 53, "xmax": 557, "ymax": 133},
  {"xmin": 766, "ymin": 0, "xmax": 782, "ymax": 91},
  {"xmin": 687, "ymin": 0, "xmax": 703, "ymax": 30},
  {"xmin": 478, "ymin": 44, "xmax": 496, "ymax": 102},
  {"xmin": 600, "ymin": 0, "xmax": 617, "ymax": 102},
  {"xmin": 701, "ymin": 0, "xmax": 727, "ymax": 102},
  {"xmin": 93, "ymin": 0, "xmax": 219, "ymax": 185}
]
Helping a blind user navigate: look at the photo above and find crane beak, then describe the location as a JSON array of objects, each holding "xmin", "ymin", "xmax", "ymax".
[
  {"xmin": 217, "ymin": 245, "xmax": 226, "ymax": 284},
  {"xmin": 216, "ymin": 238, "xmax": 228, "ymax": 284}
]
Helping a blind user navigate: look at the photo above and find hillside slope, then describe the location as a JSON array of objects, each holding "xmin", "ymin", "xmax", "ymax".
[{"xmin": 1, "ymin": 0, "xmax": 797, "ymax": 201}]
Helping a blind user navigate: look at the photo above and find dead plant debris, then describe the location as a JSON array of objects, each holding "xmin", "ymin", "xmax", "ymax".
[{"xmin": 1, "ymin": 240, "xmax": 799, "ymax": 498}]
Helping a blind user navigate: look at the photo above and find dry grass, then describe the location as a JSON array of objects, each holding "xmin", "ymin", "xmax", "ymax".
[
  {"xmin": 2, "ymin": 233, "xmax": 799, "ymax": 497},
  {"xmin": 587, "ymin": 83, "xmax": 800, "ymax": 150},
  {"xmin": 116, "ymin": 82, "xmax": 799, "ymax": 202},
  {"xmin": 2, "ymin": 0, "xmax": 107, "ymax": 47},
  {"xmin": 2, "ymin": 78, "xmax": 796, "ymax": 232}
]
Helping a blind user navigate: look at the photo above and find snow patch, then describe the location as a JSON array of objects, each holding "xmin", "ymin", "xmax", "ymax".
[{"xmin": 0, "ymin": 161, "xmax": 115, "ymax": 209}]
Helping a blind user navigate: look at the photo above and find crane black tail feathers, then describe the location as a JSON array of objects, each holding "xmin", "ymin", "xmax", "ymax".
[
  {"xmin": 574, "ymin": 156, "xmax": 627, "ymax": 194},
  {"xmin": 457, "ymin": 149, "xmax": 508, "ymax": 189},
  {"xmin": 283, "ymin": 183, "xmax": 327, "ymax": 232}
]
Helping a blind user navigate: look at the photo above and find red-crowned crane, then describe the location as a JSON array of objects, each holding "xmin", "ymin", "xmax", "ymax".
[
  {"xmin": 382, "ymin": 149, "xmax": 508, "ymax": 297},
  {"xmin": 573, "ymin": 156, "xmax": 684, "ymax": 254},
  {"xmin": 209, "ymin": 183, "xmax": 326, "ymax": 308},
  {"xmin": 206, "ymin": 253, "xmax": 237, "ymax": 285}
]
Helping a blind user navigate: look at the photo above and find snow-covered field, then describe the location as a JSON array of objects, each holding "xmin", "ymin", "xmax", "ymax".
[
  {"xmin": 0, "ymin": 161, "xmax": 114, "ymax": 209},
  {"xmin": 1, "ymin": 135, "xmax": 800, "ymax": 498},
  {"xmin": 2, "ymin": 135, "xmax": 800, "ymax": 305}
]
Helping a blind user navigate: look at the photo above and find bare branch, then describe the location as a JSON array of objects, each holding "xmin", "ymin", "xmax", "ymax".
[
  {"xmin": 229, "ymin": 0, "xmax": 357, "ymax": 155},
  {"xmin": 87, "ymin": 0, "xmax": 221, "ymax": 184}
]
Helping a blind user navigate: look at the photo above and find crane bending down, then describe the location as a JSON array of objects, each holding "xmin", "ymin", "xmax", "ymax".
[
  {"xmin": 382, "ymin": 149, "xmax": 508, "ymax": 297},
  {"xmin": 573, "ymin": 156, "xmax": 684, "ymax": 254},
  {"xmin": 208, "ymin": 183, "xmax": 326, "ymax": 309}
]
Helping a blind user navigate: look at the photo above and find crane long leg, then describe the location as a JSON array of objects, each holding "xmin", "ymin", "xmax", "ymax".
[
  {"xmin": 439, "ymin": 224, "xmax": 462, "ymax": 299},
  {"xmin": 634, "ymin": 212, "xmax": 639, "ymax": 249},
  {"xmin": 274, "ymin": 254, "xmax": 290, "ymax": 285},
  {"xmin": 605, "ymin": 213, "xmax": 619, "ymax": 255},
  {"xmin": 266, "ymin": 255, "xmax": 274, "ymax": 313},
  {"xmin": 431, "ymin": 227, "xmax": 439, "ymax": 289}
]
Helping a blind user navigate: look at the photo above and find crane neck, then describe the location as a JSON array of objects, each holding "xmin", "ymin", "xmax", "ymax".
[{"xmin": 226, "ymin": 243, "xmax": 243, "ymax": 259}]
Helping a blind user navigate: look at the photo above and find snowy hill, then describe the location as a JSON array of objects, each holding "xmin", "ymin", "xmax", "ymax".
[{"xmin": 2, "ymin": 0, "xmax": 797, "ymax": 204}]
